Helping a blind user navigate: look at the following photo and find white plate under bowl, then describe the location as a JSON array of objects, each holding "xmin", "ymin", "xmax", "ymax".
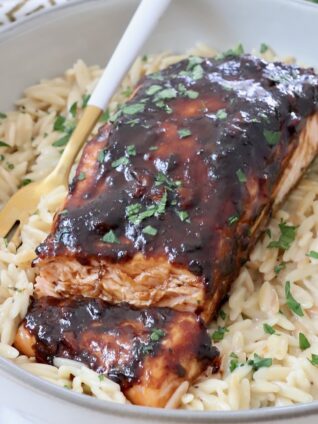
[{"xmin": 1, "ymin": 0, "xmax": 318, "ymax": 423}]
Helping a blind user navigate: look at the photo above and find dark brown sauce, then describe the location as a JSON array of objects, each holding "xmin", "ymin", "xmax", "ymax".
[
  {"xmin": 24, "ymin": 297, "xmax": 218, "ymax": 388},
  {"xmin": 36, "ymin": 55, "xmax": 318, "ymax": 292}
]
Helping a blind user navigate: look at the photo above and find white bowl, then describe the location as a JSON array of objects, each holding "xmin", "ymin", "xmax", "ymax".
[{"xmin": 1, "ymin": 0, "xmax": 318, "ymax": 423}]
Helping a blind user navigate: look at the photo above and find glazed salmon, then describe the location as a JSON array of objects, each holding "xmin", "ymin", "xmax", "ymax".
[
  {"xmin": 34, "ymin": 54, "xmax": 318, "ymax": 323},
  {"xmin": 15, "ymin": 297, "xmax": 218, "ymax": 407}
]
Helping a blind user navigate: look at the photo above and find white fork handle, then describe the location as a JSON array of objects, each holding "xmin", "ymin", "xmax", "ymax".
[{"xmin": 88, "ymin": 0, "xmax": 171, "ymax": 111}]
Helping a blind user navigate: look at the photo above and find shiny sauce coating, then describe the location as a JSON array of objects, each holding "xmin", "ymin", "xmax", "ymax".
[{"xmin": 36, "ymin": 55, "xmax": 318, "ymax": 291}]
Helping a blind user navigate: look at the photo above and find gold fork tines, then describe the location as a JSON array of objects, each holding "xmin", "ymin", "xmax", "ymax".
[{"xmin": 0, "ymin": 106, "xmax": 101, "ymax": 244}]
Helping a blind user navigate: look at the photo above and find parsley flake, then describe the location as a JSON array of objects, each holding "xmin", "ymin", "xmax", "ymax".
[
  {"xmin": 309, "ymin": 354, "xmax": 318, "ymax": 367},
  {"xmin": 78, "ymin": 172, "xmax": 86, "ymax": 181},
  {"xmin": 268, "ymin": 220, "xmax": 297, "ymax": 250},
  {"xmin": 99, "ymin": 109, "xmax": 110, "ymax": 123},
  {"xmin": 0, "ymin": 112, "xmax": 7, "ymax": 119},
  {"xmin": 52, "ymin": 134, "xmax": 70, "ymax": 148},
  {"xmin": 228, "ymin": 214, "xmax": 239, "ymax": 225},
  {"xmin": 178, "ymin": 128, "xmax": 192, "ymax": 139},
  {"xmin": 306, "ymin": 250, "xmax": 318, "ymax": 259},
  {"xmin": 69, "ymin": 102, "xmax": 77, "ymax": 118},
  {"xmin": 219, "ymin": 310, "xmax": 227, "ymax": 320},
  {"xmin": 0, "ymin": 141, "xmax": 10, "ymax": 148},
  {"xmin": 150, "ymin": 328, "xmax": 165, "ymax": 341},
  {"xmin": 53, "ymin": 115, "xmax": 66, "ymax": 132},
  {"xmin": 101, "ymin": 230, "xmax": 119, "ymax": 244},
  {"xmin": 216, "ymin": 109, "xmax": 228, "ymax": 120},
  {"xmin": 122, "ymin": 86, "xmax": 133, "ymax": 97},
  {"xmin": 260, "ymin": 43, "xmax": 269, "ymax": 54},
  {"xmin": 122, "ymin": 103, "xmax": 145, "ymax": 115},
  {"xmin": 146, "ymin": 85, "xmax": 162, "ymax": 96},
  {"xmin": 192, "ymin": 64, "xmax": 204, "ymax": 80},
  {"xmin": 143, "ymin": 225, "xmax": 157, "ymax": 236},
  {"xmin": 177, "ymin": 210, "xmax": 189, "ymax": 222},
  {"xmin": 211, "ymin": 326, "xmax": 229, "ymax": 342},
  {"xmin": 263, "ymin": 323, "xmax": 276, "ymax": 335},
  {"xmin": 248, "ymin": 353, "xmax": 272, "ymax": 371},
  {"xmin": 82, "ymin": 94, "xmax": 91, "ymax": 108},
  {"xmin": 127, "ymin": 145, "xmax": 136, "ymax": 157},
  {"xmin": 274, "ymin": 261, "xmax": 286, "ymax": 274},
  {"xmin": 264, "ymin": 130, "xmax": 280, "ymax": 146},
  {"xmin": 97, "ymin": 149, "xmax": 107, "ymax": 163},
  {"xmin": 229, "ymin": 352, "xmax": 239, "ymax": 372},
  {"xmin": 19, "ymin": 178, "xmax": 32, "ymax": 188},
  {"xmin": 285, "ymin": 281, "xmax": 304, "ymax": 317},
  {"xmin": 299, "ymin": 333, "xmax": 311, "ymax": 351},
  {"xmin": 155, "ymin": 88, "xmax": 177, "ymax": 101},
  {"xmin": 187, "ymin": 90, "xmax": 199, "ymax": 99},
  {"xmin": 236, "ymin": 168, "xmax": 247, "ymax": 183},
  {"xmin": 112, "ymin": 156, "xmax": 129, "ymax": 168},
  {"xmin": 155, "ymin": 172, "xmax": 181, "ymax": 190},
  {"xmin": 216, "ymin": 43, "xmax": 244, "ymax": 60},
  {"xmin": 98, "ymin": 374, "xmax": 105, "ymax": 382}
]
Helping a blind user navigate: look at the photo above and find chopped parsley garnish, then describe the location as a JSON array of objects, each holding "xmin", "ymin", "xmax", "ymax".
[
  {"xmin": 52, "ymin": 134, "xmax": 70, "ymax": 148},
  {"xmin": 178, "ymin": 128, "xmax": 192, "ymax": 139},
  {"xmin": 268, "ymin": 220, "xmax": 297, "ymax": 250},
  {"xmin": 260, "ymin": 43, "xmax": 269, "ymax": 54},
  {"xmin": 285, "ymin": 281, "xmax": 304, "ymax": 317},
  {"xmin": 69, "ymin": 102, "xmax": 77, "ymax": 118},
  {"xmin": 263, "ymin": 323, "xmax": 276, "ymax": 335},
  {"xmin": 211, "ymin": 326, "xmax": 229, "ymax": 342},
  {"xmin": 0, "ymin": 112, "xmax": 7, "ymax": 119},
  {"xmin": 122, "ymin": 103, "xmax": 145, "ymax": 115},
  {"xmin": 142, "ymin": 225, "xmax": 158, "ymax": 236},
  {"xmin": 155, "ymin": 172, "xmax": 181, "ymax": 190},
  {"xmin": 53, "ymin": 115, "xmax": 66, "ymax": 132},
  {"xmin": 155, "ymin": 88, "xmax": 177, "ymax": 101},
  {"xmin": 112, "ymin": 156, "xmax": 129, "ymax": 168},
  {"xmin": 98, "ymin": 374, "xmax": 105, "ymax": 382},
  {"xmin": 97, "ymin": 150, "xmax": 107, "ymax": 163},
  {"xmin": 309, "ymin": 354, "xmax": 318, "ymax": 367},
  {"xmin": 7, "ymin": 163, "xmax": 14, "ymax": 170},
  {"xmin": 216, "ymin": 43, "xmax": 245, "ymax": 60},
  {"xmin": 228, "ymin": 214, "xmax": 239, "ymax": 225},
  {"xmin": 82, "ymin": 94, "xmax": 91, "ymax": 108},
  {"xmin": 187, "ymin": 56, "xmax": 203, "ymax": 69},
  {"xmin": 78, "ymin": 172, "xmax": 86, "ymax": 181},
  {"xmin": 236, "ymin": 168, "xmax": 247, "ymax": 183},
  {"xmin": 126, "ymin": 191, "xmax": 167, "ymax": 225},
  {"xmin": 0, "ymin": 154, "xmax": 4, "ymax": 161},
  {"xmin": 150, "ymin": 328, "xmax": 165, "ymax": 341},
  {"xmin": 142, "ymin": 345, "xmax": 154, "ymax": 355},
  {"xmin": 99, "ymin": 109, "xmax": 110, "ymax": 123},
  {"xmin": 146, "ymin": 85, "xmax": 162, "ymax": 96},
  {"xmin": 142, "ymin": 54, "xmax": 148, "ymax": 62},
  {"xmin": 265, "ymin": 228, "xmax": 272, "ymax": 238},
  {"xmin": 192, "ymin": 64, "xmax": 204, "ymax": 80},
  {"xmin": 101, "ymin": 230, "xmax": 119, "ymax": 244},
  {"xmin": 248, "ymin": 353, "xmax": 272, "ymax": 371},
  {"xmin": 216, "ymin": 109, "xmax": 228, "ymax": 120},
  {"xmin": 58, "ymin": 209, "xmax": 68, "ymax": 216},
  {"xmin": 219, "ymin": 310, "xmax": 227, "ymax": 320},
  {"xmin": 306, "ymin": 250, "xmax": 318, "ymax": 259},
  {"xmin": 176, "ymin": 210, "xmax": 189, "ymax": 222},
  {"xmin": 122, "ymin": 86, "xmax": 133, "ymax": 97},
  {"xmin": 19, "ymin": 178, "xmax": 32, "ymax": 188},
  {"xmin": 229, "ymin": 352, "xmax": 239, "ymax": 372},
  {"xmin": 274, "ymin": 261, "xmax": 286, "ymax": 274},
  {"xmin": 299, "ymin": 333, "xmax": 310, "ymax": 350},
  {"xmin": 264, "ymin": 130, "xmax": 280, "ymax": 146},
  {"xmin": 126, "ymin": 118, "xmax": 140, "ymax": 127},
  {"xmin": 0, "ymin": 141, "xmax": 10, "ymax": 148},
  {"xmin": 155, "ymin": 101, "xmax": 173, "ymax": 114},
  {"xmin": 126, "ymin": 145, "xmax": 136, "ymax": 156},
  {"xmin": 149, "ymin": 146, "xmax": 158, "ymax": 151},
  {"xmin": 186, "ymin": 90, "xmax": 199, "ymax": 99}
]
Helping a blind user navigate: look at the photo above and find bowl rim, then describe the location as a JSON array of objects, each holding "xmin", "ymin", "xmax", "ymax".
[{"xmin": 1, "ymin": 0, "xmax": 318, "ymax": 420}]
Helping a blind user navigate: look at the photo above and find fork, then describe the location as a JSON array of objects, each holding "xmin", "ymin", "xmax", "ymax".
[{"xmin": 0, "ymin": 0, "xmax": 171, "ymax": 245}]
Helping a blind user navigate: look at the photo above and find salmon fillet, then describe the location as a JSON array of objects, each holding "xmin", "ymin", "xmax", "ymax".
[
  {"xmin": 34, "ymin": 54, "xmax": 318, "ymax": 323},
  {"xmin": 14, "ymin": 297, "xmax": 219, "ymax": 407}
]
